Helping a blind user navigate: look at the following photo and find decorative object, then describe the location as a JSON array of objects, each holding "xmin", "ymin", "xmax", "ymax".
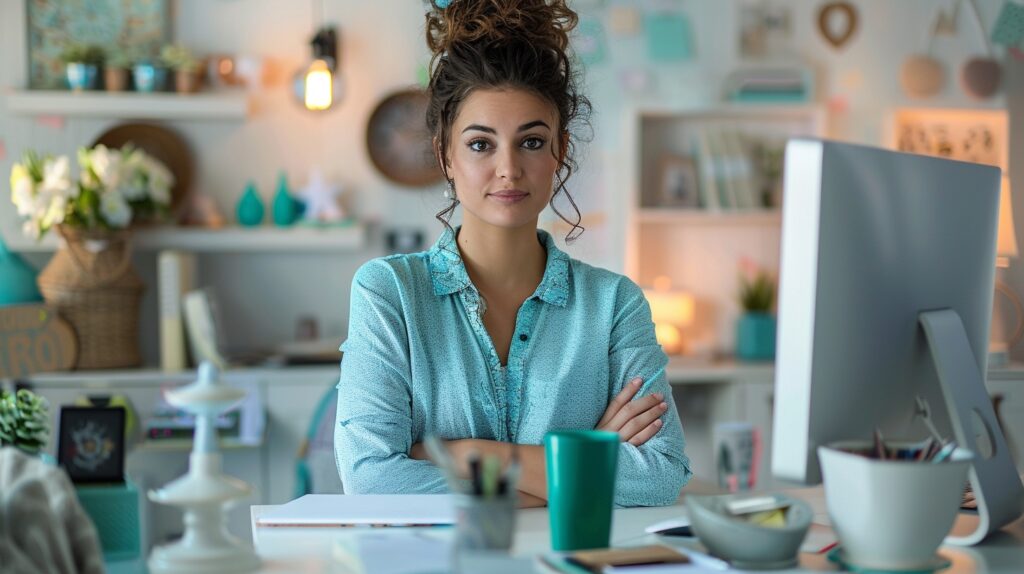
[
  {"xmin": 272, "ymin": 172, "xmax": 299, "ymax": 226},
  {"xmin": 0, "ymin": 304, "xmax": 77, "ymax": 379},
  {"xmin": 739, "ymin": 2, "xmax": 793, "ymax": 60},
  {"xmin": 366, "ymin": 89, "xmax": 443, "ymax": 187},
  {"xmin": 901, "ymin": 55, "xmax": 946, "ymax": 99},
  {"xmin": 180, "ymin": 193, "xmax": 227, "ymax": 228},
  {"xmin": 0, "ymin": 236, "xmax": 43, "ymax": 305},
  {"xmin": 11, "ymin": 146, "xmax": 173, "ymax": 369},
  {"xmin": 713, "ymin": 422, "xmax": 761, "ymax": 492},
  {"xmin": 684, "ymin": 493, "xmax": 812, "ymax": 570},
  {"xmin": 132, "ymin": 60, "xmax": 167, "ymax": 93},
  {"xmin": 643, "ymin": 276, "xmax": 695, "ymax": 355},
  {"xmin": 161, "ymin": 44, "xmax": 201, "ymax": 94},
  {"xmin": 958, "ymin": 0, "xmax": 1001, "ymax": 99},
  {"xmin": 147, "ymin": 362, "xmax": 261, "ymax": 574},
  {"xmin": 236, "ymin": 182, "xmax": 265, "ymax": 226},
  {"xmin": 59, "ymin": 43, "xmax": 104, "ymax": 91},
  {"xmin": 576, "ymin": 18, "xmax": 608, "ymax": 66},
  {"xmin": 657, "ymin": 156, "xmax": 699, "ymax": 208},
  {"xmin": 0, "ymin": 388, "xmax": 51, "ymax": 455},
  {"xmin": 103, "ymin": 50, "xmax": 133, "ymax": 92},
  {"xmin": 294, "ymin": 22, "xmax": 340, "ymax": 111},
  {"xmin": 297, "ymin": 169, "xmax": 346, "ymax": 224},
  {"xmin": 736, "ymin": 259, "xmax": 775, "ymax": 361},
  {"xmin": 892, "ymin": 108, "xmax": 1005, "ymax": 170},
  {"xmin": 57, "ymin": 406, "xmax": 125, "ymax": 484},
  {"xmin": 992, "ymin": 1, "xmax": 1024, "ymax": 47},
  {"xmin": 76, "ymin": 481, "xmax": 142, "ymax": 561},
  {"xmin": 816, "ymin": 2, "xmax": 858, "ymax": 49},
  {"xmin": 645, "ymin": 12, "xmax": 693, "ymax": 62},
  {"xmin": 92, "ymin": 122, "xmax": 195, "ymax": 217},
  {"xmin": 27, "ymin": 0, "xmax": 169, "ymax": 90},
  {"xmin": 607, "ymin": 6, "xmax": 640, "ymax": 37}
]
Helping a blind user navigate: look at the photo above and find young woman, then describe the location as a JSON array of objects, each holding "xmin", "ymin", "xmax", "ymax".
[{"xmin": 335, "ymin": 0, "xmax": 691, "ymax": 507}]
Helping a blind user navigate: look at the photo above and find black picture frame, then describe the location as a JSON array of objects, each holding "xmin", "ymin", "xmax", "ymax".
[{"xmin": 57, "ymin": 406, "xmax": 126, "ymax": 484}]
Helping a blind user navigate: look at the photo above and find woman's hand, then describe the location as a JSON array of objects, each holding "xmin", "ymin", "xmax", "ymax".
[{"xmin": 596, "ymin": 377, "xmax": 669, "ymax": 446}]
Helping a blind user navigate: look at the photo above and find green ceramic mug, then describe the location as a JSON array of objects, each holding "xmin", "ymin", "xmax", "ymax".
[{"xmin": 544, "ymin": 429, "xmax": 620, "ymax": 551}]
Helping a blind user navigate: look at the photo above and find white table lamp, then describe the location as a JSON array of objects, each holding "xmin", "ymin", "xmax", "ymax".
[{"xmin": 644, "ymin": 276, "xmax": 696, "ymax": 355}]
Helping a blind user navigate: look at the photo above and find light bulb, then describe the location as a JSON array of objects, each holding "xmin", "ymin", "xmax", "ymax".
[{"xmin": 304, "ymin": 59, "xmax": 333, "ymax": 111}]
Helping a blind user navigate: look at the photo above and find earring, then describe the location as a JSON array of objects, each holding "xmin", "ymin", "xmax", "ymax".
[{"xmin": 444, "ymin": 180, "xmax": 455, "ymax": 200}]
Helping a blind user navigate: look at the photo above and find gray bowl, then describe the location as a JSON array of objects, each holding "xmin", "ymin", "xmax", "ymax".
[{"xmin": 684, "ymin": 493, "xmax": 812, "ymax": 569}]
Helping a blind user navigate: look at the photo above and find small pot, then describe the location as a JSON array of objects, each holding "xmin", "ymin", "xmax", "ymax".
[
  {"xmin": 66, "ymin": 63, "xmax": 98, "ymax": 91},
  {"xmin": 104, "ymin": 67, "xmax": 128, "ymax": 92},
  {"xmin": 174, "ymin": 69, "xmax": 199, "ymax": 94},
  {"xmin": 132, "ymin": 63, "xmax": 166, "ymax": 93},
  {"xmin": 736, "ymin": 312, "xmax": 776, "ymax": 361}
]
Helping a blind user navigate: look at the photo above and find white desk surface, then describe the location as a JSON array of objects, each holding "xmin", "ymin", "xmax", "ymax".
[{"xmin": 249, "ymin": 488, "xmax": 1024, "ymax": 573}]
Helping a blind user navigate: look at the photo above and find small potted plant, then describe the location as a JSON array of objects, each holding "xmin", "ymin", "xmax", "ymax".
[
  {"xmin": 0, "ymin": 389, "xmax": 50, "ymax": 455},
  {"xmin": 59, "ymin": 42, "xmax": 104, "ymax": 91},
  {"xmin": 161, "ymin": 44, "xmax": 201, "ymax": 94},
  {"xmin": 736, "ymin": 258, "xmax": 777, "ymax": 361},
  {"xmin": 103, "ymin": 49, "xmax": 134, "ymax": 92}
]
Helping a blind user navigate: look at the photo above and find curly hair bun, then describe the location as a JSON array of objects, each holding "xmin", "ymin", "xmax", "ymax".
[{"xmin": 425, "ymin": 0, "xmax": 578, "ymax": 57}]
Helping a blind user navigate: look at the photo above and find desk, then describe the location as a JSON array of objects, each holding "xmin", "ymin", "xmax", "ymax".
[{"xmin": 249, "ymin": 489, "xmax": 1024, "ymax": 573}]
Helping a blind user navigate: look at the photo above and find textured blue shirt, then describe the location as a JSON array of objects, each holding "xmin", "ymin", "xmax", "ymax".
[{"xmin": 334, "ymin": 228, "xmax": 692, "ymax": 506}]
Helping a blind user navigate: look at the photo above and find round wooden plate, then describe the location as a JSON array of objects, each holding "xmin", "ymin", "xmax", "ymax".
[
  {"xmin": 365, "ymin": 89, "xmax": 443, "ymax": 187},
  {"xmin": 92, "ymin": 122, "xmax": 194, "ymax": 213}
]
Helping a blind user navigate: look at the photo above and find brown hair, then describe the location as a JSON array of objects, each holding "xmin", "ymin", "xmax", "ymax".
[{"xmin": 425, "ymin": 0, "xmax": 591, "ymax": 241}]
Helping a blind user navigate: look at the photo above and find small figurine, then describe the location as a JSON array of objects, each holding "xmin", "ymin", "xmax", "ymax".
[{"xmin": 297, "ymin": 169, "xmax": 346, "ymax": 224}]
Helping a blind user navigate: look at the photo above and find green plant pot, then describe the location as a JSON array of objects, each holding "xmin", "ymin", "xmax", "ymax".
[{"xmin": 736, "ymin": 312, "xmax": 776, "ymax": 361}]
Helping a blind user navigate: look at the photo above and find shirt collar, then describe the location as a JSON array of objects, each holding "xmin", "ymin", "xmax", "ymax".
[{"xmin": 427, "ymin": 226, "xmax": 571, "ymax": 307}]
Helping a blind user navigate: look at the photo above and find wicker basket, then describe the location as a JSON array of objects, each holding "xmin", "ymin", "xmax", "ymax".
[{"xmin": 37, "ymin": 226, "xmax": 144, "ymax": 370}]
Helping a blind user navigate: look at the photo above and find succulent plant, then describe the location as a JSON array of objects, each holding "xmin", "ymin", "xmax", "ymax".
[
  {"xmin": 738, "ymin": 270, "xmax": 775, "ymax": 314},
  {"xmin": 59, "ymin": 42, "xmax": 105, "ymax": 65},
  {"xmin": 160, "ymin": 44, "xmax": 200, "ymax": 73},
  {"xmin": 105, "ymin": 49, "xmax": 135, "ymax": 69},
  {"xmin": 0, "ymin": 389, "xmax": 51, "ymax": 455}
]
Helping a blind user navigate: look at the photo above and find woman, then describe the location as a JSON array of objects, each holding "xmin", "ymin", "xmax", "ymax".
[{"xmin": 335, "ymin": 0, "xmax": 691, "ymax": 507}]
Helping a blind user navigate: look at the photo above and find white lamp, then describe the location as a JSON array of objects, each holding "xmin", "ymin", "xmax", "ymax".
[
  {"xmin": 990, "ymin": 175, "xmax": 1021, "ymax": 366},
  {"xmin": 644, "ymin": 276, "xmax": 696, "ymax": 355}
]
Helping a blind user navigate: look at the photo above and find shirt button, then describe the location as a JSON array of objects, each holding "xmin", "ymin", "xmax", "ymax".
[{"xmin": 519, "ymin": 334, "xmax": 528, "ymax": 342}]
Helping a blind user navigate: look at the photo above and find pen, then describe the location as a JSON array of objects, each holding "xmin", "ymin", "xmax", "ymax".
[{"xmin": 482, "ymin": 455, "xmax": 501, "ymax": 497}]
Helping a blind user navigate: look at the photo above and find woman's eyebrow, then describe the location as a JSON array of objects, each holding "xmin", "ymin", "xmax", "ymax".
[{"xmin": 461, "ymin": 120, "xmax": 551, "ymax": 134}]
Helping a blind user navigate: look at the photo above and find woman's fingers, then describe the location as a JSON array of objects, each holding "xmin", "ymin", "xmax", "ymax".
[
  {"xmin": 628, "ymin": 419, "xmax": 664, "ymax": 447},
  {"xmin": 597, "ymin": 377, "xmax": 642, "ymax": 428},
  {"xmin": 606, "ymin": 392, "xmax": 664, "ymax": 432},
  {"xmin": 618, "ymin": 399, "xmax": 669, "ymax": 441}
]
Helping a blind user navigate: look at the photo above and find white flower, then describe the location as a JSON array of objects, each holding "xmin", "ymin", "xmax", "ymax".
[
  {"xmin": 22, "ymin": 218, "xmax": 41, "ymax": 240},
  {"xmin": 100, "ymin": 189, "xmax": 133, "ymax": 228},
  {"xmin": 40, "ymin": 156, "xmax": 74, "ymax": 199},
  {"xmin": 39, "ymin": 193, "xmax": 67, "ymax": 228},
  {"xmin": 89, "ymin": 145, "xmax": 121, "ymax": 190},
  {"xmin": 12, "ymin": 175, "xmax": 35, "ymax": 217},
  {"xmin": 144, "ymin": 157, "xmax": 174, "ymax": 205}
]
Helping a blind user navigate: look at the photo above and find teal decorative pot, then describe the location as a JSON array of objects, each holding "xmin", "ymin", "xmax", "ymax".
[
  {"xmin": 0, "ymin": 237, "xmax": 43, "ymax": 306},
  {"xmin": 237, "ymin": 182, "xmax": 265, "ymax": 226},
  {"xmin": 272, "ymin": 172, "xmax": 298, "ymax": 226},
  {"xmin": 66, "ymin": 63, "xmax": 98, "ymax": 91},
  {"xmin": 736, "ymin": 312, "xmax": 776, "ymax": 361}
]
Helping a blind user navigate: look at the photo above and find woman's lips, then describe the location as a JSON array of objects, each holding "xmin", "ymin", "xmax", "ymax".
[{"xmin": 489, "ymin": 190, "xmax": 529, "ymax": 203}]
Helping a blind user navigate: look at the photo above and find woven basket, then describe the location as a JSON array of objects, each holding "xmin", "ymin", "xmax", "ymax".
[{"xmin": 38, "ymin": 226, "xmax": 144, "ymax": 370}]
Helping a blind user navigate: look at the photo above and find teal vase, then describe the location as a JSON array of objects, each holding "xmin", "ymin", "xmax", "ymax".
[
  {"xmin": 736, "ymin": 312, "xmax": 776, "ymax": 361},
  {"xmin": 236, "ymin": 182, "xmax": 265, "ymax": 227},
  {"xmin": 0, "ymin": 236, "xmax": 43, "ymax": 306},
  {"xmin": 272, "ymin": 172, "xmax": 298, "ymax": 226}
]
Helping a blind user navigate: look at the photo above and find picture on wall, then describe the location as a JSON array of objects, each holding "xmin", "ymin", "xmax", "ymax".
[
  {"xmin": 892, "ymin": 108, "xmax": 1007, "ymax": 169},
  {"xmin": 57, "ymin": 406, "xmax": 126, "ymax": 484},
  {"xmin": 658, "ymin": 155, "xmax": 700, "ymax": 208},
  {"xmin": 26, "ymin": 0, "xmax": 170, "ymax": 89}
]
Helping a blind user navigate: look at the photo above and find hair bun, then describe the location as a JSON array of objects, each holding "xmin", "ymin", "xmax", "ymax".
[{"xmin": 426, "ymin": 0, "xmax": 577, "ymax": 57}]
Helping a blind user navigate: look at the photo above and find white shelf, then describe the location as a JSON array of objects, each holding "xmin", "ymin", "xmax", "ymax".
[
  {"xmin": 5, "ymin": 224, "xmax": 366, "ymax": 253},
  {"xmin": 26, "ymin": 364, "xmax": 340, "ymax": 387},
  {"xmin": 5, "ymin": 89, "xmax": 251, "ymax": 121},
  {"xmin": 636, "ymin": 208, "xmax": 782, "ymax": 225}
]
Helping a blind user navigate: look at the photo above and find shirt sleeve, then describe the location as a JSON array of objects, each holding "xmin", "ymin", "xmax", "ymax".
[
  {"xmin": 607, "ymin": 278, "xmax": 693, "ymax": 507},
  {"xmin": 334, "ymin": 260, "xmax": 449, "ymax": 494}
]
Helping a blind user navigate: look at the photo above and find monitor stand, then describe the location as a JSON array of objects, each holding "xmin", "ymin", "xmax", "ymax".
[{"xmin": 919, "ymin": 309, "xmax": 1024, "ymax": 545}]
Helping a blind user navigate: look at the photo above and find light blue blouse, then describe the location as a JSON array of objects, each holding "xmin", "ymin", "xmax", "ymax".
[{"xmin": 334, "ymin": 228, "xmax": 692, "ymax": 506}]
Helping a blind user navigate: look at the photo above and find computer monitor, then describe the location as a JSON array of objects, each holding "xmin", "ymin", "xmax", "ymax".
[{"xmin": 771, "ymin": 138, "xmax": 1024, "ymax": 545}]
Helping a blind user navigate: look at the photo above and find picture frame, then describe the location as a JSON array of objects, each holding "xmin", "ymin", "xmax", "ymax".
[
  {"xmin": 57, "ymin": 406, "xmax": 126, "ymax": 484},
  {"xmin": 658, "ymin": 155, "xmax": 700, "ymax": 208}
]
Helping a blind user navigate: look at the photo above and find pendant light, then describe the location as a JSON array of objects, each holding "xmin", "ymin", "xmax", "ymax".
[{"xmin": 295, "ymin": 0, "xmax": 340, "ymax": 111}]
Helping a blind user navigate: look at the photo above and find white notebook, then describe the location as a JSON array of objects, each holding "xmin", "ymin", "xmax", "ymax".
[{"xmin": 256, "ymin": 494, "xmax": 456, "ymax": 527}]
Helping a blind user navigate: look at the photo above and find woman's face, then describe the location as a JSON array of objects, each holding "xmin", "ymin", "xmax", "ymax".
[{"xmin": 444, "ymin": 88, "xmax": 563, "ymax": 232}]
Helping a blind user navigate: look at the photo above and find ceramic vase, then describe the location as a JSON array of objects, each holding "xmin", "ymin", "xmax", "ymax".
[{"xmin": 736, "ymin": 312, "xmax": 776, "ymax": 361}]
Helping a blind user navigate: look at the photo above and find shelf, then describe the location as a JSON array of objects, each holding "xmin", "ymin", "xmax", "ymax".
[
  {"xmin": 636, "ymin": 208, "xmax": 782, "ymax": 225},
  {"xmin": 5, "ymin": 223, "xmax": 367, "ymax": 254},
  {"xmin": 5, "ymin": 89, "xmax": 251, "ymax": 121}
]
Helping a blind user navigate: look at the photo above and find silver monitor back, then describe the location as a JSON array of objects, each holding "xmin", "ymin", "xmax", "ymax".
[{"xmin": 771, "ymin": 138, "xmax": 1000, "ymax": 485}]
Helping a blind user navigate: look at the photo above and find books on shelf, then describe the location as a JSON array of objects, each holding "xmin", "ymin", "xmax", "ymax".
[{"xmin": 689, "ymin": 126, "xmax": 762, "ymax": 212}]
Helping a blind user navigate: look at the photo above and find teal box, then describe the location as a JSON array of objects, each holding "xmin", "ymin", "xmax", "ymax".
[
  {"xmin": 646, "ymin": 13, "xmax": 694, "ymax": 62},
  {"xmin": 76, "ymin": 481, "xmax": 141, "ymax": 562}
]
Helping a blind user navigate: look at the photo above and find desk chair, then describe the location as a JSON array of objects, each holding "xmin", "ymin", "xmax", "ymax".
[{"xmin": 294, "ymin": 384, "xmax": 344, "ymax": 497}]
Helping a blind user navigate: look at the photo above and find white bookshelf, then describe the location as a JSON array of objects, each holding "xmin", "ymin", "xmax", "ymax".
[
  {"xmin": 636, "ymin": 208, "xmax": 782, "ymax": 226},
  {"xmin": 4, "ymin": 223, "xmax": 366, "ymax": 253},
  {"xmin": 5, "ymin": 89, "xmax": 251, "ymax": 121}
]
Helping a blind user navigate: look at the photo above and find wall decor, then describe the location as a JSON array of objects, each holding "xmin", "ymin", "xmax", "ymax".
[
  {"xmin": 0, "ymin": 304, "xmax": 77, "ymax": 379},
  {"xmin": 816, "ymin": 2, "xmax": 859, "ymax": 50},
  {"xmin": 958, "ymin": 0, "xmax": 1001, "ymax": 99},
  {"xmin": 576, "ymin": 17, "xmax": 608, "ymax": 66},
  {"xmin": 658, "ymin": 156, "xmax": 700, "ymax": 208},
  {"xmin": 58, "ymin": 406, "xmax": 126, "ymax": 484},
  {"xmin": 646, "ymin": 12, "xmax": 694, "ymax": 62},
  {"xmin": 892, "ymin": 108, "xmax": 1006, "ymax": 170},
  {"xmin": 27, "ymin": 0, "xmax": 170, "ymax": 90},
  {"xmin": 991, "ymin": 1, "xmax": 1024, "ymax": 48},
  {"xmin": 901, "ymin": 55, "xmax": 946, "ymax": 99},
  {"xmin": 739, "ymin": 1, "xmax": 793, "ymax": 60},
  {"xmin": 366, "ymin": 89, "xmax": 443, "ymax": 187}
]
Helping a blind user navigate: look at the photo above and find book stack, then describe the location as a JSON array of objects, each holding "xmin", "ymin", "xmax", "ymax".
[
  {"xmin": 691, "ymin": 127, "xmax": 762, "ymax": 211},
  {"xmin": 723, "ymin": 67, "xmax": 812, "ymax": 103}
]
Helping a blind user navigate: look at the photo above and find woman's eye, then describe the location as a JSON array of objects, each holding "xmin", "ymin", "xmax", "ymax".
[
  {"xmin": 468, "ymin": 140, "xmax": 491, "ymax": 152},
  {"xmin": 523, "ymin": 137, "xmax": 546, "ymax": 150}
]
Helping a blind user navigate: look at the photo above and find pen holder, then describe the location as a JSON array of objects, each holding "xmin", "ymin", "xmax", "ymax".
[{"xmin": 453, "ymin": 493, "xmax": 517, "ymax": 554}]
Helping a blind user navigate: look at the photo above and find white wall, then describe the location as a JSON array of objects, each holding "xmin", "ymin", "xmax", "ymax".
[{"xmin": 0, "ymin": 0, "xmax": 1017, "ymax": 364}]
